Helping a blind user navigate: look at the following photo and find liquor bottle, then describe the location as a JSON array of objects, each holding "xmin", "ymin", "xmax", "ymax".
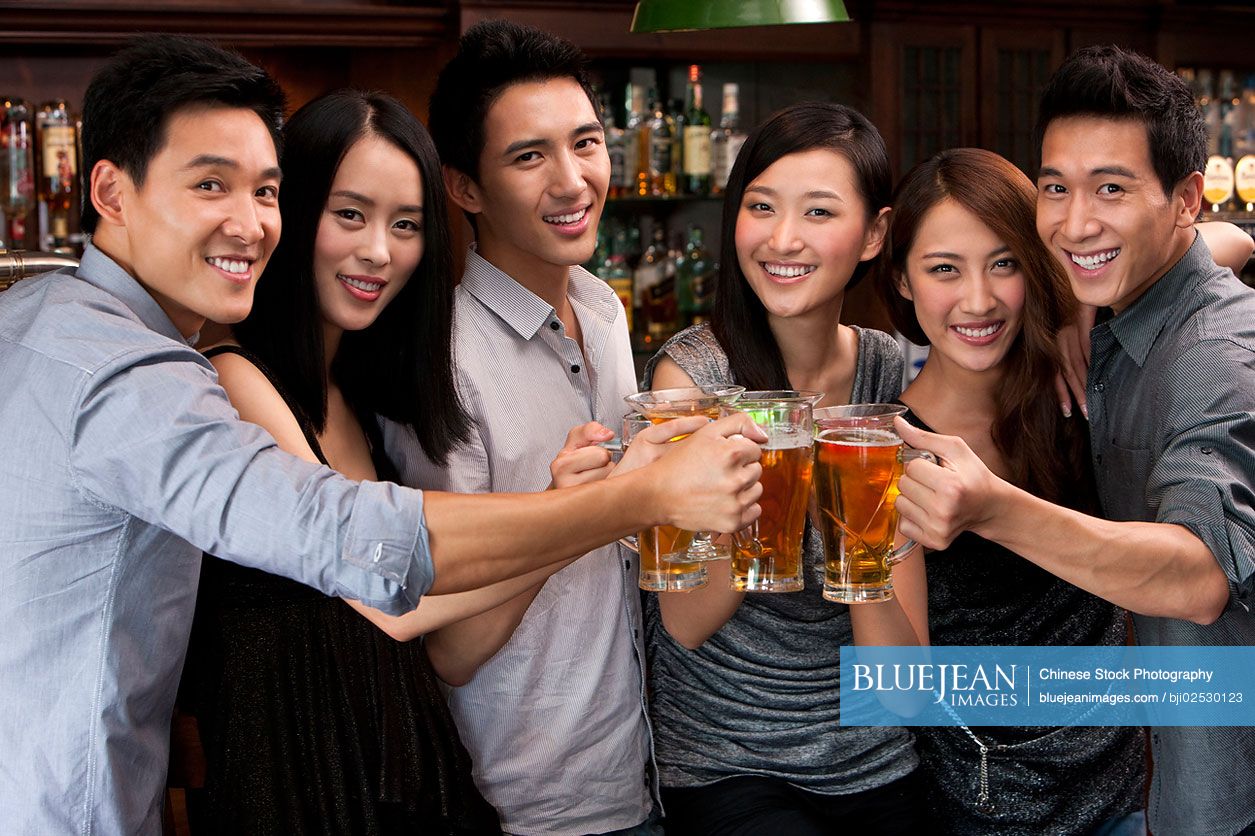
[
  {"xmin": 646, "ymin": 90, "xmax": 676, "ymax": 197},
  {"xmin": 682, "ymin": 65, "xmax": 713, "ymax": 196},
  {"xmin": 669, "ymin": 98, "xmax": 687, "ymax": 196},
  {"xmin": 1235, "ymin": 154, "xmax": 1255, "ymax": 213},
  {"xmin": 622, "ymin": 83, "xmax": 645, "ymax": 199},
  {"xmin": 711, "ymin": 83, "xmax": 748, "ymax": 194},
  {"xmin": 36, "ymin": 100, "xmax": 78, "ymax": 250},
  {"xmin": 1203, "ymin": 154, "xmax": 1236, "ymax": 213},
  {"xmin": 602, "ymin": 224, "xmax": 634, "ymax": 333},
  {"xmin": 643, "ymin": 226, "xmax": 677, "ymax": 340},
  {"xmin": 676, "ymin": 224, "xmax": 715, "ymax": 326},
  {"xmin": 1198, "ymin": 70, "xmax": 1222, "ymax": 158},
  {"xmin": 1, "ymin": 97, "xmax": 35, "ymax": 250},
  {"xmin": 603, "ymin": 93, "xmax": 627, "ymax": 201},
  {"xmin": 1220, "ymin": 71, "xmax": 1240, "ymax": 166}
]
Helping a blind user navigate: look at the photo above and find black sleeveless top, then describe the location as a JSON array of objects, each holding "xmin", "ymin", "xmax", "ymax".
[
  {"xmin": 180, "ymin": 345, "xmax": 500, "ymax": 835},
  {"xmin": 900, "ymin": 407, "xmax": 1145, "ymax": 835}
]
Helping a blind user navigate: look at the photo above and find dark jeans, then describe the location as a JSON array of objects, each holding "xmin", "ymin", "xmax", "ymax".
[{"xmin": 660, "ymin": 771, "xmax": 926, "ymax": 836}]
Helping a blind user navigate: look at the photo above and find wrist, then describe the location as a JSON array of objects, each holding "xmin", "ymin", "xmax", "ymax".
[{"xmin": 971, "ymin": 475, "xmax": 1014, "ymax": 541}]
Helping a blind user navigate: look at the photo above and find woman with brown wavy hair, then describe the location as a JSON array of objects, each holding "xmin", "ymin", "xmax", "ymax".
[{"xmin": 876, "ymin": 147, "xmax": 1147, "ymax": 834}]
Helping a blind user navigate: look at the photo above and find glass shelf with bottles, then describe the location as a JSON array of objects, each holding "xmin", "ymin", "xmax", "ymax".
[
  {"xmin": 2, "ymin": 95, "xmax": 86, "ymax": 258},
  {"xmin": 1179, "ymin": 67, "xmax": 1255, "ymax": 218}
]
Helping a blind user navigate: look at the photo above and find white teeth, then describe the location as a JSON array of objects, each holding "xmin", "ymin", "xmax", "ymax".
[
  {"xmin": 339, "ymin": 275, "xmax": 383, "ymax": 292},
  {"xmin": 208, "ymin": 257, "xmax": 249, "ymax": 275},
  {"xmin": 954, "ymin": 323, "xmax": 1002, "ymax": 338},
  {"xmin": 543, "ymin": 207, "xmax": 588, "ymax": 225},
  {"xmin": 763, "ymin": 263, "xmax": 815, "ymax": 279},
  {"xmin": 1070, "ymin": 248, "xmax": 1120, "ymax": 270}
]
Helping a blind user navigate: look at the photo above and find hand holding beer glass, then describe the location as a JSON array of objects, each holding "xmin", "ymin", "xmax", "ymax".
[
  {"xmin": 624, "ymin": 386, "xmax": 745, "ymax": 562},
  {"xmin": 721, "ymin": 391, "xmax": 820, "ymax": 593},
  {"xmin": 621, "ymin": 413, "xmax": 710, "ymax": 592},
  {"xmin": 812, "ymin": 404, "xmax": 936, "ymax": 603}
]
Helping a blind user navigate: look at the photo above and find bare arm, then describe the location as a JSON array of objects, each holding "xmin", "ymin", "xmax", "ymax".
[
  {"xmin": 893, "ymin": 419, "xmax": 1228, "ymax": 624},
  {"xmin": 345, "ymin": 421, "xmax": 618, "ymax": 642},
  {"xmin": 425, "ymin": 580, "xmax": 551, "ymax": 686},
  {"xmin": 1198, "ymin": 221, "xmax": 1254, "ymax": 273},
  {"xmin": 848, "ymin": 544, "xmax": 929, "ymax": 647},
  {"xmin": 211, "ymin": 350, "xmax": 765, "ymax": 602},
  {"xmin": 415, "ymin": 421, "xmax": 632, "ymax": 678},
  {"xmin": 344, "ymin": 564, "xmax": 570, "ymax": 643}
]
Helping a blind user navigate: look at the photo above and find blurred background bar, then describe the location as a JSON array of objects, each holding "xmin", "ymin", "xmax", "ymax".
[{"xmin": 4, "ymin": 0, "xmax": 1253, "ymax": 366}]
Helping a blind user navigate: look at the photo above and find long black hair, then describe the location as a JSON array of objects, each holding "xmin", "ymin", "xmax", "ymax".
[
  {"xmin": 234, "ymin": 89, "xmax": 470, "ymax": 466},
  {"xmin": 711, "ymin": 102, "xmax": 892, "ymax": 390}
]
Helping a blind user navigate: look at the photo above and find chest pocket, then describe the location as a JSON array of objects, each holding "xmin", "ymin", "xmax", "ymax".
[{"xmin": 1101, "ymin": 442, "xmax": 1153, "ymax": 523}]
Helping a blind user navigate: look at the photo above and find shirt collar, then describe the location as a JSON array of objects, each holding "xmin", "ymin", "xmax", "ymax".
[
  {"xmin": 1104, "ymin": 231, "xmax": 1209, "ymax": 368},
  {"xmin": 76, "ymin": 244, "xmax": 198, "ymax": 346},
  {"xmin": 460, "ymin": 247, "xmax": 613, "ymax": 339}
]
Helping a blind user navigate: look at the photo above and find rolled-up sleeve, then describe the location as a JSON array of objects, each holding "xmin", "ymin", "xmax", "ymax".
[
  {"xmin": 68, "ymin": 344, "xmax": 433, "ymax": 614},
  {"xmin": 1151, "ymin": 341, "xmax": 1255, "ymax": 609}
]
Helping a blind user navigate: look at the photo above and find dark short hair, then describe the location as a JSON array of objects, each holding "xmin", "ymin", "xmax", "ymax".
[
  {"xmin": 711, "ymin": 102, "xmax": 892, "ymax": 390},
  {"xmin": 428, "ymin": 19, "xmax": 596, "ymax": 181},
  {"xmin": 233, "ymin": 90, "xmax": 470, "ymax": 466},
  {"xmin": 80, "ymin": 34, "xmax": 285, "ymax": 233},
  {"xmin": 1035, "ymin": 44, "xmax": 1206, "ymax": 196}
]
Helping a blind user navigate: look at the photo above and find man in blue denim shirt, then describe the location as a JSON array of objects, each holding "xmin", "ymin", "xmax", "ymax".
[
  {"xmin": 895, "ymin": 46, "xmax": 1255, "ymax": 836},
  {"xmin": 0, "ymin": 36, "xmax": 765, "ymax": 834}
]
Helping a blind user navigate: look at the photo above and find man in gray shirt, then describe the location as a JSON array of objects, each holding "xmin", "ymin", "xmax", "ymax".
[
  {"xmin": 895, "ymin": 46, "xmax": 1255, "ymax": 836},
  {"xmin": 0, "ymin": 35, "xmax": 764, "ymax": 834},
  {"xmin": 385, "ymin": 20, "xmax": 659, "ymax": 835}
]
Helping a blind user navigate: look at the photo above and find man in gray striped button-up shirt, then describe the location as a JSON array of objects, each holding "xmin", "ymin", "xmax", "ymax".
[{"xmin": 896, "ymin": 46, "xmax": 1255, "ymax": 836}]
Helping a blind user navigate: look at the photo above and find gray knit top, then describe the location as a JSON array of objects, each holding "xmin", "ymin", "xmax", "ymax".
[{"xmin": 641, "ymin": 323, "xmax": 918, "ymax": 794}]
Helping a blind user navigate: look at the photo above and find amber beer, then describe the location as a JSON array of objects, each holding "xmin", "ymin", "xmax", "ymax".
[
  {"xmin": 620, "ymin": 412, "xmax": 709, "ymax": 591},
  {"xmin": 638, "ymin": 524, "xmax": 708, "ymax": 592},
  {"xmin": 730, "ymin": 434, "xmax": 813, "ymax": 592},
  {"xmin": 624, "ymin": 386, "xmax": 745, "ymax": 563},
  {"xmin": 723, "ymin": 390, "xmax": 821, "ymax": 592},
  {"xmin": 813, "ymin": 427, "xmax": 907, "ymax": 602}
]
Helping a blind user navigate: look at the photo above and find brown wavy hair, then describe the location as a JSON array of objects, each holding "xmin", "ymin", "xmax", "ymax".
[{"xmin": 876, "ymin": 148, "xmax": 1096, "ymax": 512}]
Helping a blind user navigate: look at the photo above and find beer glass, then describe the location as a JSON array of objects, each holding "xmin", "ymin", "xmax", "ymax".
[
  {"xmin": 721, "ymin": 391, "xmax": 821, "ymax": 593},
  {"xmin": 812, "ymin": 404, "xmax": 935, "ymax": 603},
  {"xmin": 620, "ymin": 413, "xmax": 709, "ymax": 592},
  {"xmin": 623, "ymin": 385, "xmax": 744, "ymax": 561}
]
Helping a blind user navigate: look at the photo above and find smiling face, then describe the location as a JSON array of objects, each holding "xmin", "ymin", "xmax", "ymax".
[
  {"xmin": 900, "ymin": 198, "xmax": 1026, "ymax": 375},
  {"xmin": 1036, "ymin": 116, "xmax": 1200, "ymax": 313},
  {"xmin": 116, "ymin": 105, "xmax": 281, "ymax": 336},
  {"xmin": 734, "ymin": 148, "xmax": 886, "ymax": 322},
  {"xmin": 313, "ymin": 134, "xmax": 424, "ymax": 336},
  {"xmin": 454, "ymin": 78, "xmax": 608, "ymax": 282}
]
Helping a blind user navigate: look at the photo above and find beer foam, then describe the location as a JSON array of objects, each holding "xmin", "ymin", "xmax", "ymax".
[
  {"xmin": 764, "ymin": 428, "xmax": 813, "ymax": 449},
  {"xmin": 816, "ymin": 427, "xmax": 900, "ymax": 447}
]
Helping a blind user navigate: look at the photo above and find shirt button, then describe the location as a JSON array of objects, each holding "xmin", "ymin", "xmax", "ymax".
[
  {"xmin": 1095, "ymin": 382, "xmax": 1106, "ymax": 392},
  {"xmin": 624, "ymin": 559, "xmax": 631, "ymax": 570},
  {"xmin": 550, "ymin": 321, "xmax": 560, "ymax": 330},
  {"xmin": 571, "ymin": 364, "xmax": 581, "ymax": 374}
]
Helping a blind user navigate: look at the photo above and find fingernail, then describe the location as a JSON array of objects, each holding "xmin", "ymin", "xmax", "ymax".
[
  {"xmin": 1081, "ymin": 404, "xmax": 1089, "ymax": 420},
  {"xmin": 1061, "ymin": 403, "xmax": 1072, "ymax": 419}
]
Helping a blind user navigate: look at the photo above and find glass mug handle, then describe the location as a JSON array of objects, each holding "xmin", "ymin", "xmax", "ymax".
[
  {"xmin": 887, "ymin": 448, "xmax": 938, "ymax": 565},
  {"xmin": 620, "ymin": 533, "xmax": 639, "ymax": 553}
]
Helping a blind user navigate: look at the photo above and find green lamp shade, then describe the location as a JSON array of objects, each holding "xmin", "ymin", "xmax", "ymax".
[{"xmin": 630, "ymin": 0, "xmax": 851, "ymax": 33}]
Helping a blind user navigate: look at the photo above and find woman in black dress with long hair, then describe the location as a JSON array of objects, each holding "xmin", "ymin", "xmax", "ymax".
[{"xmin": 181, "ymin": 89, "xmax": 500, "ymax": 835}]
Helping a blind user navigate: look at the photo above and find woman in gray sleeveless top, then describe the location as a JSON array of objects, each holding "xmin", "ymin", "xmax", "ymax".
[{"xmin": 643, "ymin": 103, "xmax": 927, "ymax": 835}]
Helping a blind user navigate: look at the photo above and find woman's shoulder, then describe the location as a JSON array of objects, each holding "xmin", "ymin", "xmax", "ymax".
[
  {"xmin": 851, "ymin": 326, "xmax": 905, "ymax": 403},
  {"xmin": 643, "ymin": 323, "xmax": 732, "ymax": 389}
]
